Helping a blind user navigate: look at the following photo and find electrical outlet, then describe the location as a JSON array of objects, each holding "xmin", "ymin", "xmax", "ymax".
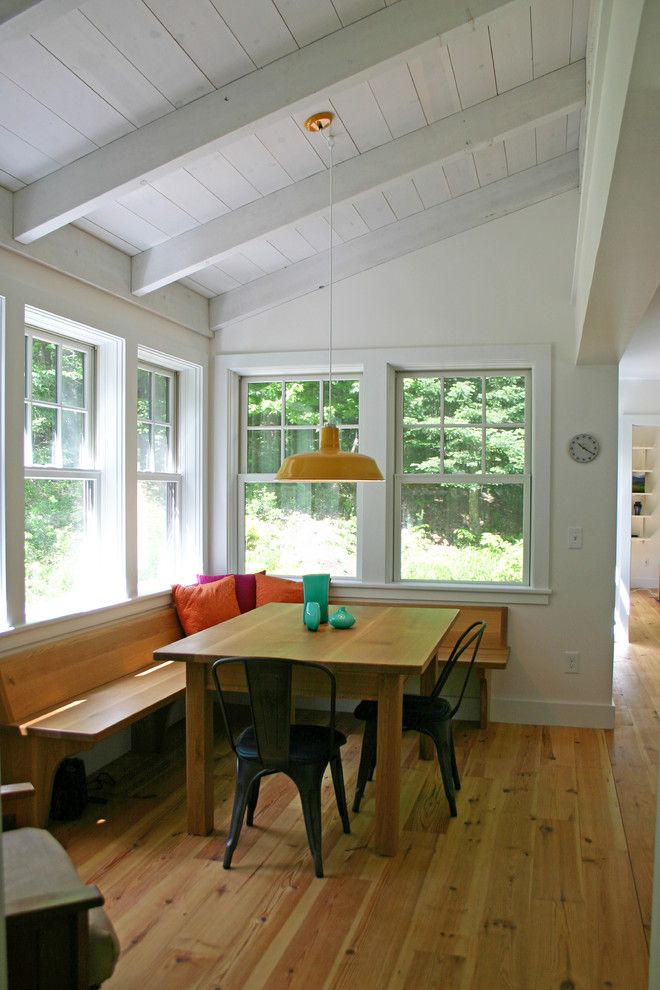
[{"xmin": 565, "ymin": 651, "xmax": 580, "ymax": 674}]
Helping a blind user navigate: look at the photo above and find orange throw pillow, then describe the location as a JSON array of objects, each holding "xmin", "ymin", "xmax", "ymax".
[
  {"xmin": 255, "ymin": 574, "xmax": 304, "ymax": 608},
  {"xmin": 172, "ymin": 576, "xmax": 240, "ymax": 635}
]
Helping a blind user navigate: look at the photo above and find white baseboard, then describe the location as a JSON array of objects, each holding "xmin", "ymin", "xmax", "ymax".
[
  {"xmin": 490, "ymin": 697, "xmax": 615, "ymax": 729},
  {"xmin": 631, "ymin": 577, "xmax": 657, "ymax": 590}
]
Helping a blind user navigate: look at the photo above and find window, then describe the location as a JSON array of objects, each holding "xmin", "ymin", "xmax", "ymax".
[
  {"xmin": 24, "ymin": 326, "xmax": 98, "ymax": 619},
  {"xmin": 137, "ymin": 363, "xmax": 180, "ymax": 592},
  {"xmin": 396, "ymin": 371, "xmax": 530, "ymax": 585},
  {"xmin": 239, "ymin": 377, "xmax": 360, "ymax": 576}
]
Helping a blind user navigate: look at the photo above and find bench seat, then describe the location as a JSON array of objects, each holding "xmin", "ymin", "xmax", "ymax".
[
  {"xmin": 18, "ymin": 661, "xmax": 185, "ymax": 742},
  {"xmin": 0, "ymin": 605, "xmax": 184, "ymax": 827}
]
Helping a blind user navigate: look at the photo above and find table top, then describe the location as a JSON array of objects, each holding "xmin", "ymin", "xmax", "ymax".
[{"xmin": 155, "ymin": 602, "xmax": 459, "ymax": 676}]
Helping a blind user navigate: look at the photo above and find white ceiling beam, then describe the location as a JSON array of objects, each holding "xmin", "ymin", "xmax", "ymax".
[
  {"xmin": 0, "ymin": 0, "xmax": 80, "ymax": 42},
  {"xmin": 133, "ymin": 60, "xmax": 585, "ymax": 296},
  {"xmin": 210, "ymin": 152, "xmax": 578, "ymax": 330},
  {"xmin": 13, "ymin": 0, "xmax": 522, "ymax": 244},
  {"xmin": 576, "ymin": 0, "xmax": 660, "ymax": 363},
  {"xmin": 0, "ymin": 188, "xmax": 210, "ymax": 336}
]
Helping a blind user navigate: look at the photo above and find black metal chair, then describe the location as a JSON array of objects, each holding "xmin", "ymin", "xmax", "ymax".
[
  {"xmin": 211, "ymin": 656, "xmax": 350, "ymax": 878},
  {"xmin": 352, "ymin": 621, "xmax": 486, "ymax": 818}
]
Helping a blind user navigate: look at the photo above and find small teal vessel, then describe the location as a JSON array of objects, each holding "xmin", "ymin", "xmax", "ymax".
[{"xmin": 329, "ymin": 607, "xmax": 356, "ymax": 629}]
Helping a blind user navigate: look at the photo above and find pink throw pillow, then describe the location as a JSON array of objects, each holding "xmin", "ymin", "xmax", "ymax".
[{"xmin": 197, "ymin": 572, "xmax": 260, "ymax": 613}]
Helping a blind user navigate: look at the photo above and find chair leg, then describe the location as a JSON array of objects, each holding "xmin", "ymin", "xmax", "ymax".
[
  {"xmin": 330, "ymin": 755, "xmax": 351, "ymax": 834},
  {"xmin": 290, "ymin": 765, "xmax": 325, "ymax": 878},
  {"xmin": 353, "ymin": 718, "xmax": 377, "ymax": 813},
  {"xmin": 449, "ymin": 728, "xmax": 461, "ymax": 791},
  {"xmin": 224, "ymin": 759, "xmax": 261, "ymax": 870},
  {"xmin": 246, "ymin": 775, "xmax": 261, "ymax": 826},
  {"xmin": 430, "ymin": 724, "xmax": 457, "ymax": 818}
]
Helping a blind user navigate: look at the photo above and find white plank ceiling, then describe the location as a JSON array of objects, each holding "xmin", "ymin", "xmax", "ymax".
[{"xmin": 0, "ymin": 0, "xmax": 590, "ymax": 327}]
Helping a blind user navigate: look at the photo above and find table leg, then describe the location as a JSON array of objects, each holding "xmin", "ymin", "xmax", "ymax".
[
  {"xmin": 374, "ymin": 672, "xmax": 403, "ymax": 856},
  {"xmin": 186, "ymin": 662, "xmax": 214, "ymax": 835},
  {"xmin": 479, "ymin": 669, "xmax": 491, "ymax": 729},
  {"xmin": 419, "ymin": 655, "xmax": 437, "ymax": 760}
]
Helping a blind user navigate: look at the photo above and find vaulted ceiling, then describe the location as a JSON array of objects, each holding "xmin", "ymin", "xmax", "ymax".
[{"xmin": 1, "ymin": 0, "xmax": 589, "ymax": 330}]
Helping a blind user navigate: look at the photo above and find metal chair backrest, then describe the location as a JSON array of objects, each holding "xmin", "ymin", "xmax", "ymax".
[
  {"xmin": 211, "ymin": 656, "xmax": 337, "ymax": 765},
  {"xmin": 431, "ymin": 621, "xmax": 486, "ymax": 717}
]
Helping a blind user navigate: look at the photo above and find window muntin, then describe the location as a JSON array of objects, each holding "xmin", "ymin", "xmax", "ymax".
[
  {"xmin": 24, "ymin": 327, "xmax": 98, "ymax": 619},
  {"xmin": 137, "ymin": 363, "xmax": 180, "ymax": 592},
  {"xmin": 24, "ymin": 331, "xmax": 93, "ymax": 469},
  {"xmin": 240, "ymin": 376, "xmax": 360, "ymax": 577},
  {"xmin": 137, "ymin": 365, "xmax": 176, "ymax": 473},
  {"xmin": 397, "ymin": 372, "xmax": 530, "ymax": 585}
]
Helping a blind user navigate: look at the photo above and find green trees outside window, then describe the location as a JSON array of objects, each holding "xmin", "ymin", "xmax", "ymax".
[
  {"xmin": 24, "ymin": 329, "xmax": 95, "ymax": 618},
  {"xmin": 398, "ymin": 373, "xmax": 529, "ymax": 583},
  {"xmin": 137, "ymin": 364, "xmax": 179, "ymax": 591},
  {"xmin": 242, "ymin": 378, "xmax": 359, "ymax": 576}
]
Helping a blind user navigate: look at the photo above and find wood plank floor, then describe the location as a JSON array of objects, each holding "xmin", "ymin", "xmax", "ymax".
[{"xmin": 52, "ymin": 592, "xmax": 659, "ymax": 989}]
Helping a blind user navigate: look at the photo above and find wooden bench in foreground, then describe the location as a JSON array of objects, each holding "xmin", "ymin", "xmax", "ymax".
[{"xmin": 0, "ymin": 605, "xmax": 184, "ymax": 828}]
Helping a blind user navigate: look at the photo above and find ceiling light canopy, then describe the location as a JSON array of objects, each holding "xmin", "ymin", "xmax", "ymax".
[{"xmin": 275, "ymin": 112, "xmax": 383, "ymax": 484}]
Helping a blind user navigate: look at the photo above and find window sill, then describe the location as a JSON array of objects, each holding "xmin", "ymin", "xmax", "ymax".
[
  {"xmin": 0, "ymin": 591, "xmax": 174, "ymax": 656},
  {"xmin": 330, "ymin": 580, "xmax": 551, "ymax": 606}
]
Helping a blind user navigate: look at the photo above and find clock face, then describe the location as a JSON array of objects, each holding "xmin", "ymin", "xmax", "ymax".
[{"xmin": 569, "ymin": 433, "xmax": 600, "ymax": 463}]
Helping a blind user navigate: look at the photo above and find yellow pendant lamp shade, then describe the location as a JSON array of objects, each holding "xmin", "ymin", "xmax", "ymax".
[
  {"xmin": 274, "ymin": 111, "xmax": 383, "ymax": 484},
  {"xmin": 276, "ymin": 426, "xmax": 383, "ymax": 482}
]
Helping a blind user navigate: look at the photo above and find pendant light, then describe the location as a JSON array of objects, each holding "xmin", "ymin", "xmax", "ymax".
[{"xmin": 275, "ymin": 112, "xmax": 383, "ymax": 483}]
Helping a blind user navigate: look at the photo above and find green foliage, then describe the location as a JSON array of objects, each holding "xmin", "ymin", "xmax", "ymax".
[
  {"xmin": 24, "ymin": 479, "xmax": 86, "ymax": 605},
  {"xmin": 138, "ymin": 480, "xmax": 175, "ymax": 587},
  {"xmin": 401, "ymin": 525, "xmax": 523, "ymax": 583},
  {"xmin": 245, "ymin": 482, "xmax": 357, "ymax": 575}
]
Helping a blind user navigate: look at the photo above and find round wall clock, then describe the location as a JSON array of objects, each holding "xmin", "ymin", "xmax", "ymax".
[{"xmin": 569, "ymin": 433, "xmax": 600, "ymax": 463}]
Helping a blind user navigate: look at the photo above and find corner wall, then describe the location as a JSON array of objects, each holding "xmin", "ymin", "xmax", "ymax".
[{"xmin": 215, "ymin": 190, "xmax": 618, "ymax": 728}]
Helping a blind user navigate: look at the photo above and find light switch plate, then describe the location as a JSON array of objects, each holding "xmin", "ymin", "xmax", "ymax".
[{"xmin": 568, "ymin": 527, "xmax": 583, "ymax": 549}]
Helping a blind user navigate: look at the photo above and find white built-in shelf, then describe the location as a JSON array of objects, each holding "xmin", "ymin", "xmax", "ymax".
[{"xmin": 632, "ymin": 440, "xmax": 654, "ymax": 545}]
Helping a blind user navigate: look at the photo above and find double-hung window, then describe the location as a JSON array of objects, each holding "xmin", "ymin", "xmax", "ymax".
[
  {"xmin": 396, "ymin": 371, "xmax": 530, "ymax": 584},
  {"xmin": 239, "ymin": 376, "xmax": 360, "ymax": 576},
  {"xmin": 137, "ymin": 363, "xmax": 180, "ymax": 592},
  {"xmin": 24, "ymin": 327, "xmax": 98, "ymax": 619}
]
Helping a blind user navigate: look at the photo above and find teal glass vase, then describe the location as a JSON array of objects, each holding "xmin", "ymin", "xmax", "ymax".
[
  {"xmin": 329, "ymin": 606, "xmax": 356, "ymax": 629},
  {"xmin": 304, "ymin": 602, "xmax": 321, "ymax": 631},
  {"xmin": 302, "ymin": 573, "xmax": 330, "ymax": 624}
]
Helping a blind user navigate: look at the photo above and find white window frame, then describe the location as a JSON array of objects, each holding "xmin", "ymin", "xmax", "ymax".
[
  {"xmin": 22, "ymin": 306, "xmax": 125, "ymax": 622},
  {"xmin": 135, "ymin": 347, "xmax": 203, "ymax": 593},
  {"xmin": 0, "ymin": 296, "xmax": 6, "ymax": 629},
  {"xmin": 237, "ymin": 373, "xmax": 362, "ymax": 578},
  {"xmin": 393, "ymin": 369, "xmax": 532, "ymax": 587},
  {"xmin": 215, "ymin": 344, "xmax": 551, "ymax": 605},
  {"xmin": 136, "ymin": 361, "xmax": 180, "ymax": 591}
]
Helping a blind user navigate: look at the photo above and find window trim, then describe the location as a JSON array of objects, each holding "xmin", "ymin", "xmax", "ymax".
[
  {"xmin": 393, "ymin": 368, "xmax": 532, "ymax": 587},
  {"xmin": 136, "ymin": 346, "xmax": 204, "ymax": 592},
  {"xmin": 237, "ymin": 373, "xmax": 362, "ymax": 578},
  {"xmin": 23, "ymin": 307, "xmax": 125, "ymax": 623},
  {"xmin": 214, "ymin": 344, "xmax": 551, "ymax": 604},
  {"xmin": 136, "ymin": 361, "xmax": 180, "ymax": 592}
]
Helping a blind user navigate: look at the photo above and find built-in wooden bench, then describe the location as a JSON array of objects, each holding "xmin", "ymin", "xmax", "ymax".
[
  {"xmin": 338, "ymin": 600, "xmax": 509, "ymax": 729},
  {"xmin": 434, "ymin": 604, "xmax": 509, "ymax": 728},
  {"xmin": 0, "ymin": 605, "xmax": 184, "ymax": 828}
]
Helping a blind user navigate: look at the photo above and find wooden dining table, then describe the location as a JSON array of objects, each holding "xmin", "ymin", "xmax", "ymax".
[{"xmin": 154, "ymin": 601, "xmax": 458, "ymax": 856}]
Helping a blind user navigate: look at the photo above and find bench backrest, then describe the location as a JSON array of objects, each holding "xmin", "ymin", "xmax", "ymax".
[
  {"xmin": 435, "ymin": 604, "xmax": 507, "ymax": 651},
  {"xmin": 0, "ymin": 606, "xmax": 183, "ymax": 727},
  {"xmin": 335, "ymin": 599, "xmax": 507, "ymax": 651}
]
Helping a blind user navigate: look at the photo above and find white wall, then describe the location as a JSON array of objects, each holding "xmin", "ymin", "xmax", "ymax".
[{"xmin": 216, "ymin": 190, "xmax": 618, "ymax": 728}]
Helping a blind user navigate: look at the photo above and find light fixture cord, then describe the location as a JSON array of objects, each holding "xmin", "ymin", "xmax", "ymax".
[{"xmin": 325, "ymin": 130, "xmax": 335, "ymax": 426}]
